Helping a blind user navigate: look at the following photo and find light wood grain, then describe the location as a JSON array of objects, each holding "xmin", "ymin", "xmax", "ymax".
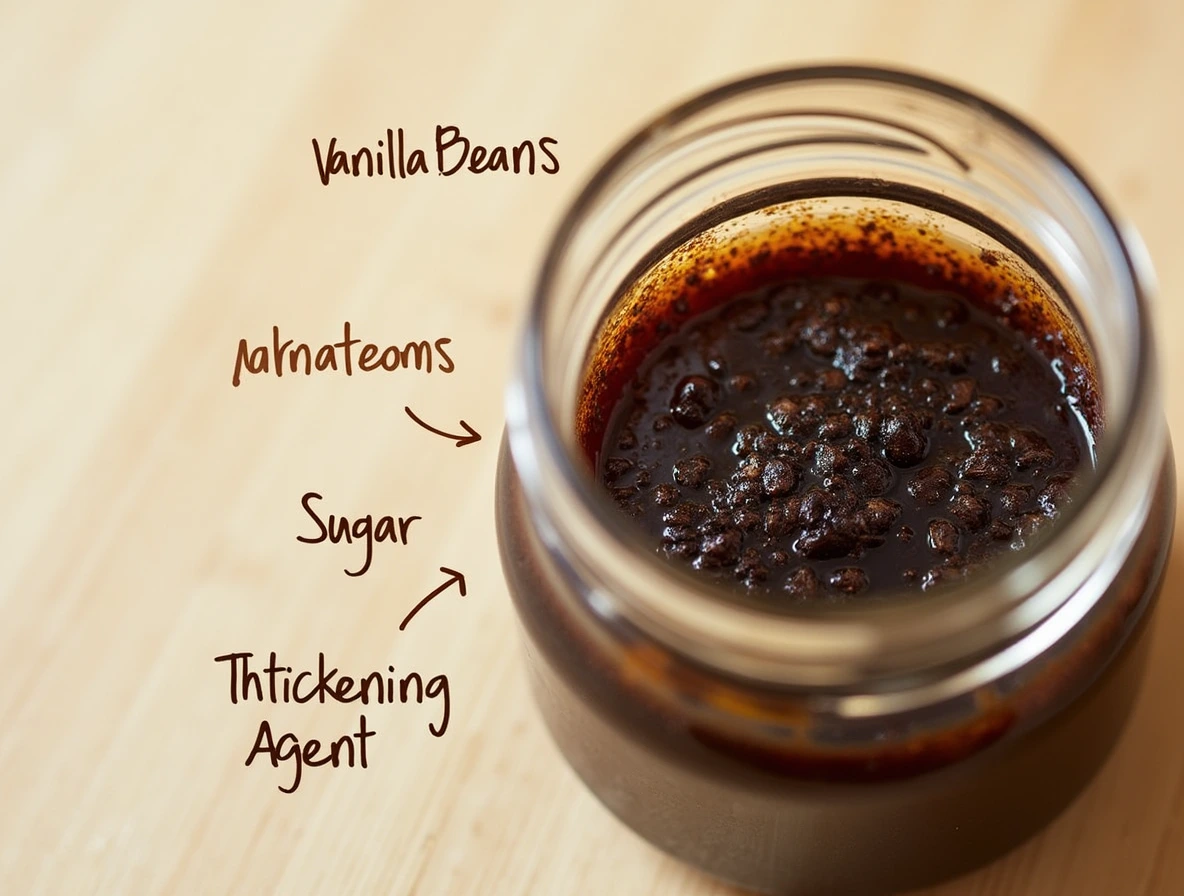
[{"xmin": 2, "ymin": 1, "xmax": 1181, "ymax": 893}]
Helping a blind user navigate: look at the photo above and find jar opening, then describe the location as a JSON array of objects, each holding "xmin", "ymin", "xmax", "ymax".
[{"xmin": 507, "ymin": 65, "xmax": 1159, "ymax": 687}]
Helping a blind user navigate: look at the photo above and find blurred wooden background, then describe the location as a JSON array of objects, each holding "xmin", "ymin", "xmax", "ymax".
[{"xmin": 1, "ymin": 0, "xmax": 1181, "ymax": 893}]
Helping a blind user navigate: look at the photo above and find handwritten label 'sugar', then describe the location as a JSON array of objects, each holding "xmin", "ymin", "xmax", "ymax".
[{"xmin": 297, "ymin": 491, "xmax": 420, "ymax": 577}]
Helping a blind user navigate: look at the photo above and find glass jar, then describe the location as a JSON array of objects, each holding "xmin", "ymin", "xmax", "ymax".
[{"xmin": 496, "ymin": 66, "xmax": 1174, "ymax": 895}]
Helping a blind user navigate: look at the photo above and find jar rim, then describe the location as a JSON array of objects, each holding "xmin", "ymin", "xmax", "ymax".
[{"xmin": 507, "ymin": 64, "xmax": 1160, "ymax": 687}]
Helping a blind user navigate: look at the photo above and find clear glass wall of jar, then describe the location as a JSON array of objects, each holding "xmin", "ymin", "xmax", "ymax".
[{"xmin": 496, "ymin": 67, "xmax": 1174, "ymax": 895}]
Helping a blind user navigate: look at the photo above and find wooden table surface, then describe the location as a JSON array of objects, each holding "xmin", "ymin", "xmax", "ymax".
[{"xmin": 3, "ymin": 1, "xmax": 1182, "ymax": 893}]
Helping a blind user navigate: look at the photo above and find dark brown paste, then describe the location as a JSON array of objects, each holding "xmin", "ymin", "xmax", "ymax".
[{"xmin": 580, "ymin": 212, "xmax": 1097, "ymax": 598}]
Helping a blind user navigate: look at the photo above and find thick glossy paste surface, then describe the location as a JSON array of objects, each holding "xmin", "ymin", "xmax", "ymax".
[{"xmin": 582, "ymin": 214, "xmax": 1096, "ymax": 598}]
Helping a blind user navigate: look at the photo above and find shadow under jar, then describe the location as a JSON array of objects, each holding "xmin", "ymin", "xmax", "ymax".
[{"xmin": 496, "ymin": 67, "xmax": 1174, "ymax": 895}]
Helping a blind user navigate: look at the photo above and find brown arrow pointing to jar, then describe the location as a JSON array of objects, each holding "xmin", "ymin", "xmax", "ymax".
[
  {"xmin": 404, "ymin": 406, "xmax": 482, "ymax": 447},
  {"xmin": 399, "ymin": 567, "xmax": 467, "ymax": 631}
]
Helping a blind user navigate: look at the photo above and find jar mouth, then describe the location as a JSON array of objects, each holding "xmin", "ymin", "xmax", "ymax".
[{"xmin": 507, "ymin": 65, "xmax": 1160, "ymax": 687}]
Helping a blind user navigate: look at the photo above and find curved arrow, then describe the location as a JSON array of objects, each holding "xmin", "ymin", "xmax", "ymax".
[
  {"xmin": 399, "ymin": 567, "xmax": 467, "ymax": 630},
  {"xmin": 404, "ymin": 406, "xmax": 482, "ymax": 447}
]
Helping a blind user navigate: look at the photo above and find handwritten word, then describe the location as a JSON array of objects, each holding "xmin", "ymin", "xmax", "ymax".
[
  {"xmin": 313, "ymin": 126, "xmax": 559, "ymax": 185},
  {"xmin": 232, "ymin": 323, "xmax": 453, "ymax": 387},
  {"xmin": 297, "ymin": 491, "xmax": 420, "ymax": 577},
  {"xmin": 246, "ymin": 716, "xmax": 375, "ymax": 795},
  {"xmin": 215, "ymin": 651, "xmax": 450, "ymax": 793}
]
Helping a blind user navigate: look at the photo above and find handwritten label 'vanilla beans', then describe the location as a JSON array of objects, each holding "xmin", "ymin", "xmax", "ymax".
[
  {"xmin": 231, "ymin": 322, "xmax": 453, "ymax": 387},
  {"xmin": 312, "ymin": 126, "xmax": 559, "ymax": 185}
]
